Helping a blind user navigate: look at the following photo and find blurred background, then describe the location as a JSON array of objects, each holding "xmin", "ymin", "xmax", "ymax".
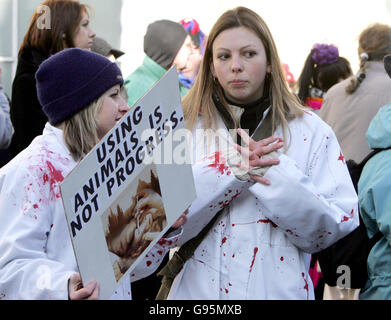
[{"xmin": 1, "ymin": 0, "xmax": 391, "ymax": 97}]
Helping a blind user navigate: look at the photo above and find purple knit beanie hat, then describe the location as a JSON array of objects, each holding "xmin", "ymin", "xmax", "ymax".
[{"xmin": 36, "ymin": 48, "xmax": 124, "ymax": 125}]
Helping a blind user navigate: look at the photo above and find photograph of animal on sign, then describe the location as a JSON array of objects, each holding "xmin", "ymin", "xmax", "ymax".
[{"xmin": 101, "ymin": 165, "xmax": 167, "ymax": 282}]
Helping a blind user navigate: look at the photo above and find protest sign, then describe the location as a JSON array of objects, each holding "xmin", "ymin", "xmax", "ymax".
[{"xmin": 60, "ymin": 67, "xmax": 196, "ymax": 299}]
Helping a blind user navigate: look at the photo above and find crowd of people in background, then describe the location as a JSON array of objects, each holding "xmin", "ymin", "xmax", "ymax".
[{"xmin": 0, "ymin": 0, "xmax": 390, "ymax": 301}]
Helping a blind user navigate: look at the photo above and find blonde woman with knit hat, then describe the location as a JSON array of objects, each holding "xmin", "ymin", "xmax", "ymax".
[{"xmin": 0, "ymin": 48, "xmax": 186, "ymax": 300}]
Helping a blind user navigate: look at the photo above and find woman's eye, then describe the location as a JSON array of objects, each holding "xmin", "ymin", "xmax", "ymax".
[
  {"xmin": 244, "ymin": 51, "xmax": 256, "ymax": 58},
  {"xmin": 217, "ymin": 53, "xmax": 230, "ymax": 61}
]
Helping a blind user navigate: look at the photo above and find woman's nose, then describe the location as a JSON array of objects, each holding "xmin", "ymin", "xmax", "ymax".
[
  {"xmin": 119, "ymin": 95, "xmax": 130, "ymax": 113},
  {"xmin": 231, "ymin": 55, "xmax": 243, "ymax": 73},
  {"xmin": 89, "ymin": 27, "xmax": 96, "ymax": 39}
]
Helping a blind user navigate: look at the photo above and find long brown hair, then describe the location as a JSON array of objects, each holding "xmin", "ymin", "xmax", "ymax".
[
  {"xmin": 19, "ymin": 0, "xmax": 91, "ymax": 57},
  {"xmin": 182, "ymin": 6, "xmax": 303, "ymax": 143},
  {"xmin": 346, "ymin": 23, "xmax": 391, "ymax": 94}
]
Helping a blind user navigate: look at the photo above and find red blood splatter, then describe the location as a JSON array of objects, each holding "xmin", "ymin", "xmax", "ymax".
[
  {"xmin": 302, "ymin": 273, "xmax": 309, "ymax": 291},
  {"xmin": 221, "ymin": 237, "xmax": 227, "ymax": 245},
  {"xmin": 33, "ymin": 204, "xmax": 39, "ymax": 209},
  {"xmin": 233, "ymin": 218, "xmax": 277, "ymax": 228},
  {"xmin": 280, "ymin": 257, "xmax": 284, "ymax": 262},
  {"xmin": 229, "ymin": 283, "xmax": 232, "ymax": 287},
  {"xmin": 157, "ymin": 238, "xmax": 172, "ymax": 246},
  {"xmin": 341, "ymin": 209, "xmax": 354, "ymax": 223},
  {"xmin": 146, "ymin": 261, "xmax": 152, "ymax": 267},
  {"xmin": 42, "ymin": 161, "xmax": 64, "ymax": 198},
  {"xmin": 157, "ymin": 250, "xmax": 163, "ymax": 256},
  {"xmin": 205, "ymin": 152, "xmax": 231, "ymax": 176},
  {"xmin": 219, "ymin": 190, "xmax": 242, "ymax": 209},
  {"xmin": 45, "ymin": 161, "xmax": 64, "ymax": 184},
  {"xmin": 249, "ymin": 248, "xmax": 259, "ymax": 273},
  {"xmin": 194, "ymin": 259, "xmax": 205, "ymax": 264},
  {"xmin": 338, "ymin": 151, "xmax": 345, "ymax": 164},
  {"xmin": 258, "ymin": 219, "xmax": 278, "ymax": 228},
  {"xmin": 225, "ymin": 288, "xmax": 229, "ymax": 294}
]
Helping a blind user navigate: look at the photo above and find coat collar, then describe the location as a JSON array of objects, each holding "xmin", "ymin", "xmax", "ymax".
[{"xmin": 43, "ymin": 123, "xmax": 73, "ymax": 160}]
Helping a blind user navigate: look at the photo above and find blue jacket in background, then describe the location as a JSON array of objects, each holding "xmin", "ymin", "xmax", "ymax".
[{"xmin": 358, "ymin": 103, "xmax": 391, "ymax": 299}]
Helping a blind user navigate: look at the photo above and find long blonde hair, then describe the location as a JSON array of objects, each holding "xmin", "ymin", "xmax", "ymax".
[
  {"xmin": 182, "ymin": 6, "xmax": 303, "ymax": 143},
  {"xmin": 62, "ymin": 96, "xmax": 104, "ymax": 161}
]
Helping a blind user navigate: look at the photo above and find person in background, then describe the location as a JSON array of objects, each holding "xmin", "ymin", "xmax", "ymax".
[
  {"xmin": 158, "ymin": 6, "xmax": 358, "ymax": 300},
  {"xmin": 91, "ymin": 36, "xmax": 128, "ymax": 101},
  {"xmin": 0, "ymin": 66, "xmax": 14, "ymax": 150},
  {"xmin": 9, "ymin": 0, "xmax": 96, "ymax": 158},
  {"xmin": 295, "ymin": 43, "xmax": 353, "ymax": 299},
  {"xmin": 357, "ymin": 54, "xmax": 391, "ymax": 300},
  {"xmin": 124, "ymin": 19, "xmax": 195, "ymax": 108},
  {"xmin": 318, "ymin": 23, "xmax": 391, "ymax": 300},
  {"xmin": 123, "ymin": 20, "xmax": 197, "ymax": 300},
  {"xmin": 0, "ymin": 48, "xmax": 187, "ymax": 300},
  {"xmin": 91, "ymin": 36, "xmax": 125, "ymax": 62},
  {"xmin": 178, "ymin": 18, "xmax": 207, "ymax": 89},
  {"xmin": 296, "ymin": 43, "xmax": 352, "ymax": 114},
  {"xmin": 319, "ymin": 24, "xmax": 391, "ymax": 165}
]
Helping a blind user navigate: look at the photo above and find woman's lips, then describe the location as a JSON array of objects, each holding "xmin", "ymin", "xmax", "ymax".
[{"xmin": 229, "ymin": 80, "xmax": 247, "ymax": 86}]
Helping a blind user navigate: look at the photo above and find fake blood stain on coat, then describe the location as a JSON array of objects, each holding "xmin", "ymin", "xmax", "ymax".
[
  {"xmin": 204, "ymin": 152, "xmax": 231, "ymax": 176},
  {"xmin": 249, "ymin": 248, "xmax": 258, "ymax": 273},
  {"xmin": 43, "ymin": 161, "xmax": 64, "ymax": 198},
  {"xmin": 341, "ymin": 209, "xmax": 354, "ymax": 223}
]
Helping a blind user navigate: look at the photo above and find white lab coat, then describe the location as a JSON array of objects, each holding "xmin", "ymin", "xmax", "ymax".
[
  {"xmin": 168, "ymin": 110, "xmax": 359, "ymax": 300},
  {"xmin": 0, "ymin": 123, "xmax": 180, "ymax": 300}
]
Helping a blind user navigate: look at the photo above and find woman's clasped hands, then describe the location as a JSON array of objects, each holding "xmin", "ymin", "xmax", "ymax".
[{"xmin": 234, "ymin": 128, "xmax": 284, "ymax": 185}]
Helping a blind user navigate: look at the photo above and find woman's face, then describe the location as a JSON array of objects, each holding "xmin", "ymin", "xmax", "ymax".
[
  {"xmin": 73, "ymin": 12, "xmax": 96, "ymax": 50},
  {"xmin": 174, "ymin": 35, "xmax": 197, "ymax": 75},
  {"xmin": 176, "ymin": 36, "xmax": 203, "ymax": 79},
  {"xmin": 210, "ymin": 26, "xmax": 271, "ymax": 105},
  {"xmin": 97, "ymin": 85, "xmax": 130, "ymax": 139}
]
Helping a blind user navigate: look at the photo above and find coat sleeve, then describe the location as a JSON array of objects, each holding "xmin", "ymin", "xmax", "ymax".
[
  {"xmin": 0, "ymin": 89, "xmax": 13, "ymax": 149},
  {"xmin": 177, "ymin": 152, "xmax": 252, "ymax": 246},
  {"xmin": 249, "ymin": 129, "xmax": 359, "ymax": 254},
  {"xmin": 359, "ymin": 172, "xmax": 391, "ymax": 244},
  {"xmin": 0, "ymin": 165, "xmax": 74, "ymax": 300},
  {"xmin": 10, "ymin": 72, "xmax": 48, "ymax": 153},
  {"xmin": 130, "ymin": 228, "xmax": 183, "ymax": 282}
]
